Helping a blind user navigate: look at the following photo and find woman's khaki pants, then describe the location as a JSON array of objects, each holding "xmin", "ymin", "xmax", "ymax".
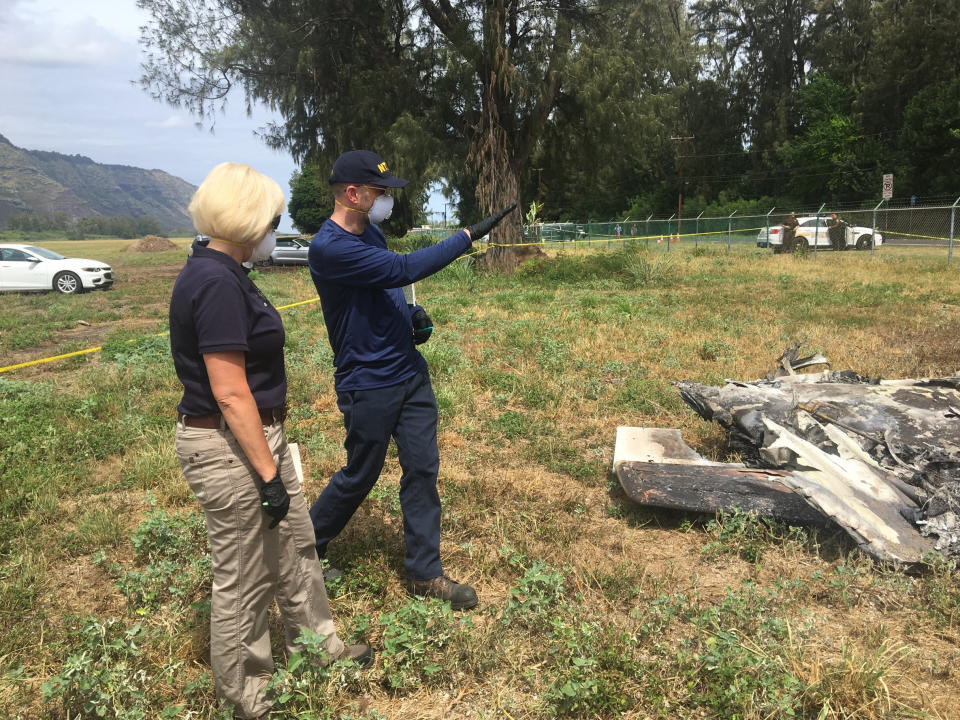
[{"xmin": 176, "ymin": 419, "xmax": 344, "ymax": 719}]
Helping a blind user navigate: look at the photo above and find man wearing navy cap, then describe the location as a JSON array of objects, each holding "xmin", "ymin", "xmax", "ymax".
[{"xmin": 307, "ymin": 149, "xmax": 514, "ymax": 609}]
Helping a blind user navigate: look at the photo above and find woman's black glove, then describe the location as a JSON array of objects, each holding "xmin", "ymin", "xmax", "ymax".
[
  {"xmin": 467, "ymin": 202, "xmax": 517, "ymax": 240},
  {"xmin": 257, "ymin": 473, "xmax": 290, "ymax": 528},
  {"xmin": 410, "ymin": 305, "xmax": 433, "ymax": 344}
]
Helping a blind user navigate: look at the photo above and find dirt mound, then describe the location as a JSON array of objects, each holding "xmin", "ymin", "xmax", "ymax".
[{"xmin": 128, "ymin": 235, "xmax": 178, "ymax": 252}]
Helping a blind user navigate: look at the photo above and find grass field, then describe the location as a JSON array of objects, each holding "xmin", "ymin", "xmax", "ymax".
[{"xmin": 1, "ymin": 237, "xmax": 959, "ymax": 719}]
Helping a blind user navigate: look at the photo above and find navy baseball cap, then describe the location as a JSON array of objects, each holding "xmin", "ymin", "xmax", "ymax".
[{"xmin": 329, "ymin": 150, "xmax": 409, "ymax": 188}]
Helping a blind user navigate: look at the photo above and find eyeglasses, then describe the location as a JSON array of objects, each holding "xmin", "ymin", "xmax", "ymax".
[
  {"xmin": 360, "ymin": 185, "xmax": 390, "ymax": 197},
  {"xmin": 271, "ymin": 215, "xmax": 282, "ymax": 230}
]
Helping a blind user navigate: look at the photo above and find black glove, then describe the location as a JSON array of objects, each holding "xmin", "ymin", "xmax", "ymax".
[
  {"xmin": 467, "ymin": 202, "xmax": 517, "ymax": 240},
  {"xmin": 410, "ymin": 305, "xmax": 433, "ymax": 344},
  {"xmin": 257, "ymin": 472, "xmax": 290, "ymax": 529}
]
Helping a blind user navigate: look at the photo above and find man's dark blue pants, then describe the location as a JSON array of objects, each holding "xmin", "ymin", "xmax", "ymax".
[{"xmin": 309, "ymin": 370, "xmax": 443, "ymax": 580}]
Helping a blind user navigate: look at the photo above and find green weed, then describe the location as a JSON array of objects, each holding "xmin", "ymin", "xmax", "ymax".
[
  {"xmin": 502, "ymin": 560, "xmax": 567, "ymax": 630},
  {"xmin": 106, "ymin": 507, "xmax": 210, "ymax": 614},
  {"xmin": 700, "ymin": 509, "xmax": 810, "ymax": 563},
  {"xmin": 379, "ymin": 598, "xmax": 473, "ymax": 691},
  {"xmin": 100, "ymin": 330, "xmax": 171, "ymax": 369},
  {"xmin": 41, "ymin": 617, "xmax": 184, "ymax": 720},
  {"xmin": 264, "ymin": 627, "xmax": 377, "ymax": 719}
]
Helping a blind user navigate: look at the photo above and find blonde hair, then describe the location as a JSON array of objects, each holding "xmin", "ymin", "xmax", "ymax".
[{"xmin": 189, "ymin": 162, "xmax": 284, "ymax": 246}]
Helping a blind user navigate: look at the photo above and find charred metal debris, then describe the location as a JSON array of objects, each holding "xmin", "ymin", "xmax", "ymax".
[{"xmin": 614, "ymin": 345, "xmax": 960, "ymax": 565}]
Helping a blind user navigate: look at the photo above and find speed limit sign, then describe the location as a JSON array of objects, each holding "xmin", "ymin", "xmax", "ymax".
[{"xmin": 882, "ymin": 173, "xmax": 893, "ymax": 200}]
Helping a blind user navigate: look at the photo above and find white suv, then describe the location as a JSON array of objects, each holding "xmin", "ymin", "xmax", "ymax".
[
  {"xmin": 758, "ymin": 217, "xmax": 883, "ymax": 253},
  {"xmin": 0, "ymin": 244, "xmax": 114, "ymax": 294}
]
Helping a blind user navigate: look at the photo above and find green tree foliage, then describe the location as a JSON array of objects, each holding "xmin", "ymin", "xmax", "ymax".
[
  {"xmin": 778, "ymin": 74, "xmax": 883, "ymax": 202},
  {"xmin": 6, "ymin": 212, "xmax": 69, "ymax": 232},
  {"xmin": 691, "ymin": 0, "xmax": 817, "ymax": 150},
  {"xmin": 287, "ymin": 163, "xmax": 332, "ymax": 235},
  {"xmin": 137, "ymin": 0, "xmax": 590, "ymax": 245},
  {"xmin": 529, "ymin": 1, "xmax": 692, "ymax": 221},
  {"xmin": 6, "ymin": 213, "xmax": 162, "ymax": 238},
  {"xmin": 859, "ymin": 0, "xmax": 960, "ymax": 133},
  {"xmin": 809, "ymin": 0, "xmax": 876, "ymax": 88},
  {"xmin": 900, "ymin": 78, "xmax": 960, "ymax": 196},
  {"xmin": 137, "ymin": 0, "xmax": 960, "ymax": 224}
]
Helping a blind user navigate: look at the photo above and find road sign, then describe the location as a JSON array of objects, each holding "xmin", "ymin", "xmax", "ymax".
[{"xmin": 882, "ymin": 173, "xmax": 893, "ymax": 200}]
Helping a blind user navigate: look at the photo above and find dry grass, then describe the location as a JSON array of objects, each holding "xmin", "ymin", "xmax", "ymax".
[{"xmin": 2, "ymin": 240, "xmax": 959, "ymax": 718}]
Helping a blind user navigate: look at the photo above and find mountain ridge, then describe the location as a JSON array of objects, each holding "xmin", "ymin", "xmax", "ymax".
[{"xmin": 0, "ymin": 134, "xmax": 196, "ymax": 232}]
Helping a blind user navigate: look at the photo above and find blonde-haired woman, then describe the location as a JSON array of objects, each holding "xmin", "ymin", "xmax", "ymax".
[{"xmin": 170, "ymin": 162, "xmax": 371, "ymax": 719}]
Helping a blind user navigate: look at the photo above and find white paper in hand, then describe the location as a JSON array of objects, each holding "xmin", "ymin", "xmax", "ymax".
[{"xmin": 402, "ymin": 283, "xmax": 417, "ymax": 305}]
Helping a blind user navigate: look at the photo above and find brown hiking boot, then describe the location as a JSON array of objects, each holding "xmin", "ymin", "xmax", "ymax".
[
  {"xmin": 405, "ymin": 575, "xmax": 478, "ymax": 610},
  {"xmin": 339, "ymin": 643, "xmax": 374, "ymax": 668}
]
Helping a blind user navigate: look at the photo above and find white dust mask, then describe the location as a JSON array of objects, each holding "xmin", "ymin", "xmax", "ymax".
[
  {"xmin": 249, "ymin": 231, "xmax": 277, "ymax": 263},
  {"xmin": 368, "ymin": 194, "xmax": 394, "ymax": 224}
]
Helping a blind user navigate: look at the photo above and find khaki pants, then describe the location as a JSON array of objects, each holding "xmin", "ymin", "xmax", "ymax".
[{"xmin": 176, "ymin": 419, "xmax": 344, "ymax": 719}]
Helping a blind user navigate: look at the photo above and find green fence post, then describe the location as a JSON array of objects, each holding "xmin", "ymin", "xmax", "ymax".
[
  {"xmin": 813, "ymin": 203, "xmax": 825, "ymax": 259},
  {"xmin": 950, "ymin": 196, "xmax": 959, "ymax": 266},
  {"xmin": 727, "ymin": 211, "xmax": 737, "ymax": 250},
  {"xmin": 765, "ymin": 207, "xmax": 775, "ymax": 250},
  {"xmin": 645, "ymin": 214, "xmax": 652, "ymax": 249},
  {"xmin": 695, "ymin": 211, "xmax": 703, "ymax": 249},
  {"xmin": 666, "ymin": 214, "xmax": 675, "ymax": 252},
  {"xmin": 871, "ymin": 200, "xmax": 884, "ymax": 258}
]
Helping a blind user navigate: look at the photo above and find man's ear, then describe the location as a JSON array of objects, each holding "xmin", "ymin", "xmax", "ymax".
[{"xmin": 345, "ymin": 184, "xmax": 363, "ymax": 204}]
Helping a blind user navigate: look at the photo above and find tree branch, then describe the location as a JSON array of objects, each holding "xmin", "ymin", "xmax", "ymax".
[{"xmin": 515, "ymin": 2, "xmax": 573, "ymax": 170}]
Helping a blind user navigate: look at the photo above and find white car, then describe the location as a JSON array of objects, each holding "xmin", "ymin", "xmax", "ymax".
[
  {"xmin": 758, "ymin": 217, "xmax": 883, "ymax": 252},
  {"xmin": 0, "ymin": 244, "xmax": 114, "ymax": 294},
  {"xmin": 268, "ymin": 236, "xmax": 310, "ymax": 266}
]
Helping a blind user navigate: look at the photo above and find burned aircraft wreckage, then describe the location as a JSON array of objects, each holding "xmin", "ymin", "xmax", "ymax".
[{"xmin": 615, "ymin": 346, "xmax": 960, "ymax": 564}]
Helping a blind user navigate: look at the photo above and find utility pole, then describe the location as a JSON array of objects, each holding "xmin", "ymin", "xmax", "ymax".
[{"xmin": 670, "ymin": 135, "xmax": 695, "ymax": 242}]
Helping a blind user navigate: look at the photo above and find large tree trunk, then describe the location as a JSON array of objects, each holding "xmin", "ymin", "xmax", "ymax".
[{"xmin": 469, "ymin": 0, "xmax": 527, "ymax": 271}]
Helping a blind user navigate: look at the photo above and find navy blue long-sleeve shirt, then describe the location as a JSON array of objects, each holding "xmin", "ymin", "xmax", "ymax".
[{"xmin": 308, "ymin": 219, "xmax": 471, "ymax": 391}]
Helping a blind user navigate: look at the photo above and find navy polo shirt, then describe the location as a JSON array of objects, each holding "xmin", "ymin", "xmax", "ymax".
[
  {"xmin": 308, "ymin": 220, "xmax": 471, "ymax": 391},
  {"xmin": 169, "ymin": 244, "xmax": 286, "ymax": 415}
]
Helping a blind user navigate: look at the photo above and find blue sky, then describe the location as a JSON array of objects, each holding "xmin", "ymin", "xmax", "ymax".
[{"xmin": 0, "ymin": 0, "xmax": 446, "ymax": 233}]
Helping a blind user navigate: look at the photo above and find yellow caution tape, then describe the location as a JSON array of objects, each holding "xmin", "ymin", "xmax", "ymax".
[
  {"xmin": 0, "ymin": 346, "xmax": 107, "ymax": 374},
  {"xmin": 1, "ymin": 230, "xmax": 772, "ymax": 376},
  {"xmin": 876, "ymin": 229, "xmax": 954, "ymax": 243},
  {"xmin": 0, "ymin": 296, "xmax": 322, "ymax": 375}
]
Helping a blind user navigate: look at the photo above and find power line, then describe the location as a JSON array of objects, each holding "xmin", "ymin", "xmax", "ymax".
[{"xmin": 678, "ymin": 129, "xmax": 899, "ymax": 160}]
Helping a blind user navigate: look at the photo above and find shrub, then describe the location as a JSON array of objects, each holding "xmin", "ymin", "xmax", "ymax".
[
  {"xmin": 379, "ymin": 599, "xmax": 472, "ymax": 691},
  {"xmin": 108, "ymin": 507, "xmax": 210, "ymax": 613},
  {"xmin": 41, "ymin": 617, "xmax": 182, "ymax": 719}
]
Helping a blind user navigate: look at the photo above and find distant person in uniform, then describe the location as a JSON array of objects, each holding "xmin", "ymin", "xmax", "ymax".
[
  {"xmin": 827, "ymin": 213, "xmax": 846, "ymax": 251},
  {"xmin": 781, "ymin": 212, "xmax": 799, "ymax": 251}
]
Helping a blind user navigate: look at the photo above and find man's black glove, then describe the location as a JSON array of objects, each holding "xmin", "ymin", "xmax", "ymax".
[
  {"xmin": 467, "ymin": 202, "xmax": 517, "ymax": 240},
  {"xmin": 410, "ymin": 305, "xmax": 433, "ymax": 344},
  {"xmin": 257, "ymin": 472, "xmax": 290, "ymax": 529}
]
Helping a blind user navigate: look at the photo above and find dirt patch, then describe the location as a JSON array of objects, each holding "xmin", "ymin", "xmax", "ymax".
[
  {"xmin": 128, "ymin": 235, "xmax": 179, "ymax": 252},
  {"xmin": 475, "ymin": 244, "xmax": 546, "ymax": 273}
]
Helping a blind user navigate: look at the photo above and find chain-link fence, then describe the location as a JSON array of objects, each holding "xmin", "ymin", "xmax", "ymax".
[{"xmin": 511, "ymin": 198, "xmax": 960, "ymax": 264}]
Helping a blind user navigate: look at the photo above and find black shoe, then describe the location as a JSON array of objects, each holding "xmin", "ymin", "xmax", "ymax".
[
  {"xmin": 340, "ymin": 643, "xmax": 374, "ymax": 668},
  {"xmin": 406, "ymin": 575, "xmax": 478, "ymax": 610}
]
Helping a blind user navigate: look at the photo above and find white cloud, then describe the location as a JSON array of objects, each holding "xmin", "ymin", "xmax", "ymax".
[
  {"xmin": 0, "ymin": 2, "xmax": 133, "ymax": 66},
  {"xmin": 0, "ymin": 0, "xmax": 299, "ymax": 231},
  {"xmin": 152, "ymin": 115, "xmax": 189, "ymax": 129}
]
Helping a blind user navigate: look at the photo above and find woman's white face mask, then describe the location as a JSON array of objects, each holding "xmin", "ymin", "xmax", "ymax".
[{"xmin": 249, "ymin": 230, "xmax": 277, "ymax": 263}]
